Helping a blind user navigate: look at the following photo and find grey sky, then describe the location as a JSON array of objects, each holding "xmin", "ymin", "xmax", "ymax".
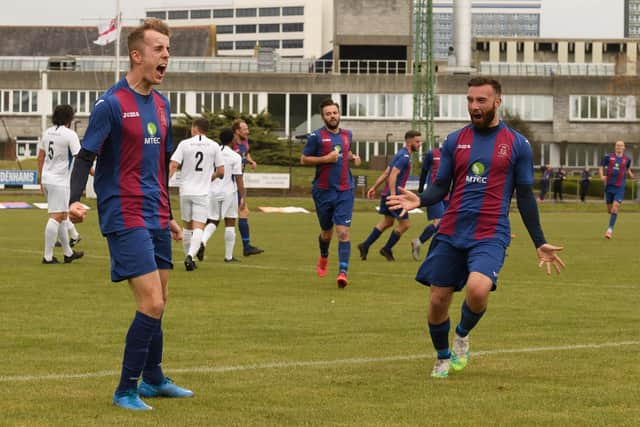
[{"xmin": 0, "ymin": 0, "xmax": 626, "ymax": 39}]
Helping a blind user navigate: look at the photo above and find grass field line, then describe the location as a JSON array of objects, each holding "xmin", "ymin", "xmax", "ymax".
[
  {"xmin": 1, "ymin": 340, "xmax": 639, "ymax": 383},
  {"xmin": 5, "ymin": 248, "xmax": 639, "ymax": 290}
]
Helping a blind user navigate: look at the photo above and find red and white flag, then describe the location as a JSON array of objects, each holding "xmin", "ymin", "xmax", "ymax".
[{"xmin": 93, "ymin": 18, "xmax": 118, "ymax": 46}]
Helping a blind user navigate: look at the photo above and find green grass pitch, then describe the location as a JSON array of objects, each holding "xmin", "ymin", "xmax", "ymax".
[{"xmin": 1, "ymin": 193, "xmax": 639, "ymax": 426}]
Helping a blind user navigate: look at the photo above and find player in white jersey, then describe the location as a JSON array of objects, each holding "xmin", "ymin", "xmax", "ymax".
[
  {"xmin": 169, "ymin": 118, "xmax": 224, "ymax": 271},
  {"xmin": 37, "ymin": 104, "xmax": 84, "ymax": 264},
  {"xmin": 201, "ymin": 128, "xmax": 245, "ymax": 263}
]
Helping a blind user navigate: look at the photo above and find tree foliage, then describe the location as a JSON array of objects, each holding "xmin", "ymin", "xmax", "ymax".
[
  {"xmin": 501, "ymin": 109, "xmax": 541, "ymax": 161},
  {"xmin": 172, "ymin": 108, "xmax": 303, "ymax": 166}
]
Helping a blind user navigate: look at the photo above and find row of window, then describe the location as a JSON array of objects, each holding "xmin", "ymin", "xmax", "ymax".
[
  {"xmin": 146, "ymin": 6, "xmax": 304, "ymax": 20},
  {"xmin": 0, "ymin": 90, "xmax": 38, "ymax": 113},
  {"xmin": 219, "ymin": 22, "xmax": 304, "ymax": 34},
  {"xmin": 7, "ymin": 90, "xmax": 640, "ymax": 123},
  {"xmin": 217, "ymin": 39, "xmax": 304, "ymax": 50},
  {"xmin": 570, "ymin": 95, "xmax": 637, "ymax": 121}
]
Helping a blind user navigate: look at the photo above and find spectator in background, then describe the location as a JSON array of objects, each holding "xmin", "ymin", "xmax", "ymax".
[
  {"xmin": 539, "ymin": 165, "xmax": 552, "ymax": 201},
  {"xmin": 552, "ymin": 167, "xmax": 566, "ymax": 201},
  {"xmin": 579, "ymin": 167, "xmax": 591, "ymax": 202}
]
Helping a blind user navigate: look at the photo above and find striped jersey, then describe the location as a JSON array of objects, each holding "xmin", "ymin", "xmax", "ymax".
[
  {"xmin": 381, "ymin": 147, "xmax": 411, "ymax": 196},
  {"xmin": 600, "ymin": 153, "xmax": 631, "ymax": 189},
  {"xmin": 81, "ymin": 78, "xmax": 173, "ymax": 234},
  {"xmin": 40, "ymin": 125, "xmax": 81, "ymax": 186},
  {"xmin": 232, "ymin": 138, "xmax": 250, "ymax": 170},
  {"xmin": 303, "ymin": 127, "xmax": 354, "ymax": 191},
  {"xmin": 435, "ymin": 121, "xmax": 534, "ymax": 248},
  {"xmin": 171, "ymin": 134, "xmax": 223, "ymax": 196}
]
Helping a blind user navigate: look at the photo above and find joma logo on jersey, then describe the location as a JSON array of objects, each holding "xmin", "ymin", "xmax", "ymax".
[
  {"xmin": 466, "ymin": 161, "xmax": 488, "ymax": 184},
  {"xmin": 457, "ymin": 144, "xmax": 471, "ymax": 150},
  {"xmin": 122, "ymin": 111, "xmax": 140, "ymax": 119}
]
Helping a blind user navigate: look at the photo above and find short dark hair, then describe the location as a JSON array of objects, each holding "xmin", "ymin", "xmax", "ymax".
[
  {"xmin": 231, "ymin": 119, "xmax": 246, "ymax": 133},
  {"xmin": 219, "ymin": 128, "xmax": 234, "ymax": 145},
  {"xmin": 52, "ymin": 104, "xmax": 74, "ymax": 126},
  {"xmin": 467, "ymin": 77, "xmax": 502, "ymax": 96},
  {"xmin": 318, "ymin": 98, "xmax": 340, "ymax": 114},
  {"xmin": 192, "ymin": 118, "xmax": 209, "ymax": 133},
  {"xmin": 405, "ymin": 130, "xmax": 421, "ymax": 140}
]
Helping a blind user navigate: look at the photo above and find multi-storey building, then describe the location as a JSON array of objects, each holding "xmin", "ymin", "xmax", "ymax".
[
  {"xmin": 145, "ymin": 0, "xmax": 334, "ymax": 59},
  {"xmin": 432, "ymin": 0, "xmax": 541, "ymax": 60},
  {"xmin": 625, "ymin": 0, "xmax": 640, "ymax": 37}
]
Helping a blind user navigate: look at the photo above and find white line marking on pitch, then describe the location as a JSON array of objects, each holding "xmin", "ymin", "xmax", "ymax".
[{"xmin": 1, "ymin": 340, "xmax": 638, "ymax": 383}]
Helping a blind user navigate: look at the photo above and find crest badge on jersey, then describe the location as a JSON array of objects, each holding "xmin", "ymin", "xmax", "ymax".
[{"xmin": 497, "ymin": 143, "xmax": 510, "ymax": 158}]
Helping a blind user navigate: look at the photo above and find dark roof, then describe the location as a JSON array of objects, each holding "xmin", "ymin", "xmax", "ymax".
[{"xmin": 0, "ymin": 26, "xmax": 212, "ymax": 57}]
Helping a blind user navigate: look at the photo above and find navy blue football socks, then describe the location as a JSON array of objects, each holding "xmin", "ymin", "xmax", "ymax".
[
  {"xmin": 318, "ymin": 235, "xmax": 330, "ymax": 258},
  {"xmin": 117, "ymin": 311, "xmax": 161, "ymax": 393},
  {"xmin": 429, "ymin": 318, "xmax": 451, "ymax": 359},
  {"xmin": 362, "ymin": 227, "xmax": 382, "ymax": 249},
  {"xmin": 239, "ymin": 218, "xmax": 250, "ymax": 250},
  {"xmin": 456, "ymin": 300, "xmax": 485, "ymax": 338},
  {"xmin": 142, "ymin": 318, "xmax": 164, "ymax": 386},
  {"xmin": 608, "ymin": 212, "xmax": 618, "ymax": 230},
  {"xmin": 338, "ymin": 241, "xmax": 350, "ymax": 273},
  {"xmin": 419, "ymin": 224, "xmax": 437, "ymax": 244},
  {"xmin": 383, "ymin": 230, "xmax": 401, "ymax": 251}
]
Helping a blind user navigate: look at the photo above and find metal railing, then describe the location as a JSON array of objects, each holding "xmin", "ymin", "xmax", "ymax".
[{"xmin": 480, "ymin": 62, "xmax": 615, "ymax": 76}]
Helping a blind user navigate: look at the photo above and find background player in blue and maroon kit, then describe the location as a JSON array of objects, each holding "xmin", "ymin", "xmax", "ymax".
[
  {"xmin": 410, "ymin": 144, "xmax": 449, "ymax": 261},
  {"xmin": 598, "ymin": 140, "xmax": 633, "ymax": 239},
  {"xmin": 387, "ymin": 77, "xmax": 564, "ymax": 379},
  {"xmin": 357, "ymin": 130, "xmax": 421, "ymax": 261},
  {"xmin": 231, "ymin": 119, "xmax": 264, "ymax": 256},
  {"xmin": 301, "ymin": 99, "xmax": 361, "ymax": 288},
  {"xmin": 69, "ymin": 19, "xmax": 193, "ymax": 411}
]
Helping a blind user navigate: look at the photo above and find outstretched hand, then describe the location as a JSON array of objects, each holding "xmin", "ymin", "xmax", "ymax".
[
  {"xmin": 385, "ymin": 187, "xmax": 420, "ymax": 217},
  {"xmin": 536, "ymin": 243, "xmax": 565, "ymax": 275}
]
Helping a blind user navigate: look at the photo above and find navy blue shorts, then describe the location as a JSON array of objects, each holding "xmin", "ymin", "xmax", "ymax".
[
  {"xmin": 313, "ymin": 188, "xmax": 354, "ymax": 230},
  {"xmin": 605, "ymin": 187, "xmax": 625, "ymax": 204},
  {"xmin": 415, "ymin": 238, "xmax": 506, "ymax": 291},
  {"xmin": 106, "ymin": 227, "xmax": 173, "ymax": 282},
  {"xmin": 426, "ymin": 201, "xmax": 445, "ymax": 221},
  {"xmin": 378, "ymin": 195, "xmax": 408, "ymax": 220}
]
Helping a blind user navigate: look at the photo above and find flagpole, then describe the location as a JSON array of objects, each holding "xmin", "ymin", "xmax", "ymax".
[{"xmin": 115, "ymin": 0, "xmax": 121, "ymax": 83}]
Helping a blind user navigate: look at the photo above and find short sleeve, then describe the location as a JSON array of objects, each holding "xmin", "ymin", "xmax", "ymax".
[
  {"xmin": 82, "ymin": 99, "xmax": 113, "ymax": 153},
  {"xmin": 170, "ymin": 142, "xmax": 184, "ymax": 164},
  {"xmin": 303, "ymin": 132, "xmax": 319, "ymax": 156},
  {"xmin": 69, "ymin": 130, "xmax": 81, "ymax": 156}
]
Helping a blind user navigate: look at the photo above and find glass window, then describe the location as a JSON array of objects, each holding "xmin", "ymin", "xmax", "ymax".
[
  {"xmin": 282, "ymin": 23, "xmax": 304, "ymax": 32},
  {"xmin": 217, "ymin": 41, "xmax": 233, "ymax": 50},
  {"xmin": 242, "ymin": 93, "xmax": 250, "ymax": 113},
  {"xmin": 70, "ymin": 91, "xmax": 77, "ymax": 111},
  {"xmin": 282, "ymin": 6, "xmax": 304, "ymax": 16},
  {"xmin": 252, "ymin": 94, "xmax": 259, "ymax": 114},
  {"xmin": 20, "ymin": 91, "xmax": 30, "ymax": 112},
  {"xmin": 168, "ymin": 10, "xmax": 188, "ymax": 20},
  {"xmin": 217, "ymin": 25, "xmax": 233, "ymax": 34},
  {"xmin": 13, "ymin": 90, "xmax": 20, "ymax": 112},
  {"xmin": 78, "ymin": 92, "xmax": 86, "ymax": 113},
  {"xmin": 191, "ymin": 9, "xmax": 211, "ymax": 19},
  {"xmin": 89, "ymin": 91, "xmax": 98, "ymax": 110},
  {"xmin": 282, "ymin": 39, "xmax": 303, "ymax": 49},
  {"xmin": 235, "ymin": 40, "xmax": 256, "ymax": 50},
  {"xmin": 146, "ymin": 11, "xmax": 166, "ymax": 19},
  {"xmin": 236, "ymin": 24, "xmax": 256, "ymax": 34},
  {"xmin": 260, "ymin": 40, "xmax": 280, "ymax": 49},
  {"xmin": 580, "ymin": 96, "xmax": 589, "ymax": 118},
  {"xmin": 259, "ymin": 24, "xmax": 280, "ymax": 33},
  {"xmin": 31, "ymin": 91, "xmax": 38, "ymax": 113},
  {"xmin": 259, "ymin": 7, "xmax": 280, "ymax": 17},
  {"xmin": 213, "ymin": 9, "xmax": 233, "ymax": 18},
  {"xmin": 236, "ymin": 8, "xmax": 257, "ymax": 17}
]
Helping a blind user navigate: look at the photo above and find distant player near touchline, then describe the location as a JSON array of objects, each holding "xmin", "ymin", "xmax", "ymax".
[
  {"xmin": 357, "ymin": 130, "xmax": 422, "ymax": 262},
  {"xmin": 231, "ymin": 119, "xmax": 264, "ymax": 256},
  {"xmin": 387, "ymin": 77, "xmax": 565, "ymax": 379},
  {"xmin": 599, "ymin": 140, "xmax": 633, "ymax": 239},
  {"xmin": 301, "ymin": 98, "xmax": 361, "ymax": 288},
  {"xmin": 200, "ymin": 128, "xmax": 246, "ymax": 263},
  {"xmin": 169, "ymin": 117, "xmax": 224, "ymax": 271},
  {"xmin": 37, "ymin": 104, "xmax": 84, "ymax": 265},
  {"xmin": 410, "ymin": 143, "xmax": 449, "ymax": 261}
]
